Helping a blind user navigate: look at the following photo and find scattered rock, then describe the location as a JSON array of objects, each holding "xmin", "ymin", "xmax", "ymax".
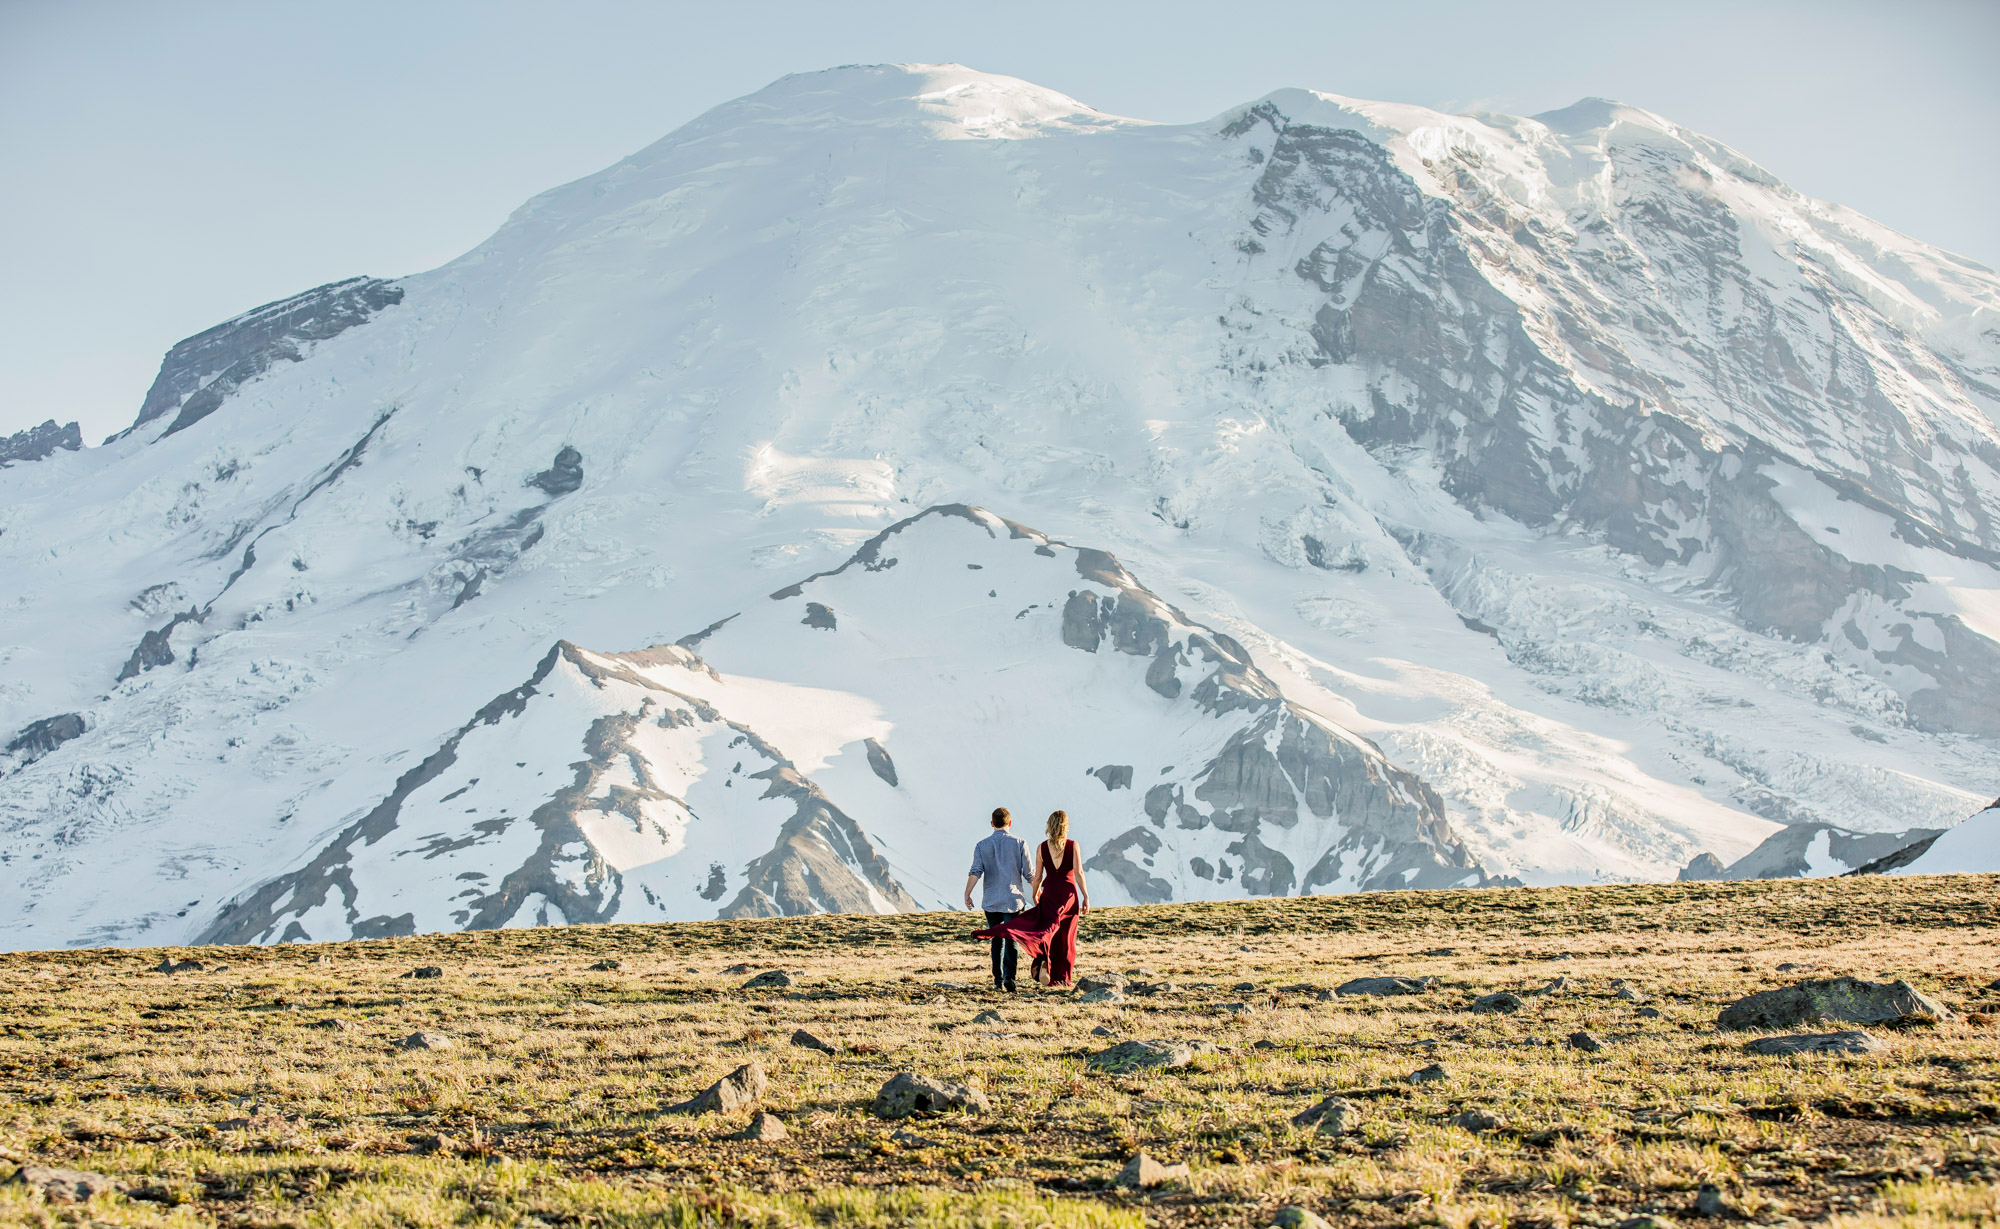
[
  {"xmin": 1336, "ymin": 976, "xmax": 1435, "ymax": 996},
  {"xmin": 1076, "ymin": 975, "xmax": 1127, "ymax": 993},
  {"xmin": 727, "ymin": 1112, "xmax": 789, "ymax": 1142},
  {"xmin": 1291, "ymin": 1096, "xmax": 1359, "ymax": 1135},
  {"xmin": 1744, "ymin": 1030, "xmax": 1882, "ymax": 1056},
  {"xmin": 1273, "ymin": 1207, "xmax": 1333, "ymax": 1229},
  {"xmin": 1537, "ymin": 976, "xmax": 1578, "ymax": 995},
  {"xmin": 871, "ymin": 1071, "xmax": 989, "ymax": 1119},
  {"xmin": 1219, "ymin": 1001, "xmax": 1256, "ymax": 1014},
  {"xmin": 723, "ymin": 962, "xmax": 752, "ymax": 974},
  {"xmin": 1569, "ymin": 1031, "xmax": 1604, "ymax": 1053},
  {"xmin": 308, "ymin": 1017, "xmax": 350, "ymax": 1032},
  {"xmin": 588, "ymin": 959, "xmax": 622, "ymax": 972},
  {"xmin": 972, "ymin": 1009, "xmax": 1005, "ymax": 1025},
  {"xmin": 1469, "ymin": 991, "xmax": 1525, "ymax": 1014},
  {"xmin": 1693, "ymin": 1183, "xmax": 1728, "ymax": 1217},
  {"xmin": 153, "ymin": 957, "xmax": 204, "ymax": 974},
  {"xmin": 889, "ymin": 1127, "xmax": 946, "ymax": 1148},
  {"xmin": 1086, "ymin": 1039, "xmax": 1216, "ymax": 1073},
  {"xmin": 6, "ymin": 1165, "xmax": 127, "ymax": 1202},
  {"xmin": 401, "ymin": 966, "xmax": 444, "ymax": 980},
  {"xmin": 1127, "ymin": 980, "xmax": 1176, "ymax": 997},
  {"xmin": 1114, "ymin": 1151, "xmax": 1190, "ymax": 1188},
  {"xmin": 1616, "ymin": 985, "xmax": 1648, "ymax": 1003},
  {"xmin": 1090, "ymin": 1024, "xmax": 1116, "ymax": 1037},
  {"xmin": 1232, "ymin": 980, "xmax": 1258, "ymax": 992},
  {"xmin": 400, "ymin": 1031, "xmax": 455, "ymax": 1051},
  {"xmin": 742, "ymin": 970, "xmax": 792, "ymax": 989},
  {"xmin": 790, "ymin": 1028, "xmax": 837, "ymax": 1055},
  {"xmin": 1253, "ymin": 1039, "xmax": 1279, "ymax": 1050},
  {"xmin": 406, "ymin": 1132, "xmax": 457, "ymax": 1154},
  {"xmin": 1407, "ymin": 1063, "xmax": 1448, "ymax": 1085},
  {"xmin": 1635, "ymin": 1007, "xmax": 1663, "ymax": 1019},
  {"xmin": 1717, "ymin": 977, "xmax": 1950, "ymax": 1031},
  {"xmin": 668, "ymin": 1062, "xmax": 768, "ymax": 1115},
  {"xmin": 1617, "ymin": 1216, "xmax": 1676, "ymax": 1229},
  {"xmin": 1776, "ymin": 962, "xmax": 1811, "ymax": 973},
  {"xmin": 1447, "ymin": 1108, "xmax": 1504, "ymax": 1132},
  {"xmin": 1423, "ymin": 947, "xmax": 1457, "ymax": 957},
  {"xmin": 1079, "ymin": 986, "xmax": 1126, "ymax": 1004}
]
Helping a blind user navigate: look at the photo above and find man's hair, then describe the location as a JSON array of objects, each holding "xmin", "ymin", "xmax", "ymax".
[{"xmin": 990, "ymin": 807, "xmax": 1011, "ymax": 828}]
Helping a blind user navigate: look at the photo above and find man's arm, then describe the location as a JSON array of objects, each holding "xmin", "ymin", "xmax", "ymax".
[{"xmin": 963, "ymin": 873, "xmax": 980, "ymax": 911}]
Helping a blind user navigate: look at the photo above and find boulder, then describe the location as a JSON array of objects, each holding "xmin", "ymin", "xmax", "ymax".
[
  {"xmin": 1469, "ymin": 991, "xmax": 1524, "ymax": 1014},
  {"xmin": 401, "ymin": 966, "xmax": 444, "ymax": 980},
  {"xmin": 1114, "ymin": 1151, "xmax": 1190, "ymax": 1188},
  {"xmin": 1407, "ymin": 1063, "xmax": 1448, "ymax": 1085},
  {"xmin": 1743, "ymin": 1030, "xmax": 1882, "ymax": 1057},
  {"xmin": 789, "ymin": 1028, "xmax": 837, "ymax": 1054},
  {"xmin": 399, "ymin": 1031, "xmax": 455, "ymax": 1051},
  {"xmin": 668, "ymin": 1062, "xmax": 768, "ymax": 1115},
  {"xmin": 1086, "ymin": 1039, "xmax": 1216, "ymax": 1073},
  {"xmin": 1447, "ymin": 1108, "xmax": 1504, "ymax": 1132},
  {"xmin": 1568, "ymin": 1031, "xmax": 1603, "ymax": 1053},
  {"xmin": 1336, "ymin": 976, "xmax": 1435, "ymax": 996},
  {"xmin": 871, "ymin": 1071, "xmax": 989, "ymax": 1119},
  {"xmin": 743, "ymin": 970, "xmax": 792, "ymax": 989},
  {"xmin": 727, "ymin": 1111, "xmax": 789, "ymax": 1142},
  {"xmin": 6, "ymin": 1165, "xmax": 126, "ymax": 1202},
  {"xmin": 1717, "ymin": 978, "xmax": 1950, "ymax": 1031},
  {"xmin": 1291, "ymin": 1096, "xmax": 1359, "ymax": 1135},
  {"xmin": 1077, "ymin": 975, "xmax": 1127, "ymax": 993},
  {"xmin": 1079, "ymin": 986, "xmax": 1126, "ymax": 1004}
]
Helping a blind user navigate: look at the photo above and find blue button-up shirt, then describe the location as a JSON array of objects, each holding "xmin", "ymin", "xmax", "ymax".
[{"xmin": 968, "ymin": 829, "xmax": 1033, "ymax": 911}]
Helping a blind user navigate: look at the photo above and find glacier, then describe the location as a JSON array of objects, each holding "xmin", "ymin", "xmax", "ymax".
[{"xmin": 2, "ymin": 63, "xmax": 1997, "ymax": 948}]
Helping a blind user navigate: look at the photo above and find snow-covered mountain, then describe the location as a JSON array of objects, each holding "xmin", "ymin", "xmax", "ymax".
[{"xmin": 3, "ymin": 63, "xmax": 1997, "ymax": 948}]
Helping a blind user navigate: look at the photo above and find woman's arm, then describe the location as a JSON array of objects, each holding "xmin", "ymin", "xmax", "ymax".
[
  {"xmin": 1031, "ymin": 843, "xmax": 1044, "ymax": 902},
  {"xmin": 1074, "ymin": 847, "xmax": 1089, "ymax": 915}
]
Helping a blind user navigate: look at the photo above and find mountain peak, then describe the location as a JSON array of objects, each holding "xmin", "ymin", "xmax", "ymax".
[{"xmin": 720, "ymin": 62, "xmax": 1130, "ymax": 139}]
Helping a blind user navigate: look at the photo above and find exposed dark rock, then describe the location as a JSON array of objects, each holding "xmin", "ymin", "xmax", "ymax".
[
  {"xmin": 527, "ymin": 446, "xmax": 584, "ymax": 497},
  {"xmin": 588, "ymin": 959, "xmax": 621, "ymax": 971},
  {"xmin": 1717, "ymin": 978, "xmax": 1950, "ymax": 1031},
  {"xmin": 668, "ymin": 1062, "xmax": 768, "ymax": 1115},
  {"xmin": 1086, "ymin": 1039, "xmax": 1216, "ymax": 1072},
  {"xmin": 118, "ymin": 608, "xmax": 206, "ymax": 681},
  {"xmin": 727, "ymin": 1111, "xmax": 788, "ymax": 1141},
  {"xmin": 1743, "ymin": 1030, "xmax": 1882, "ymax": 1056},
  {"xmin": 870, "ymin": 1071, "xmax": 989, "ymax": 1118},
  {"xmin": 1568, "ymin": 1030, "xmax": 1603, "ymax": 1053},
  {"xmin": 742, "ymin": 970, "xmax": 791, "ymax": 989},
  {"xmin": 1090, "ymin": 764, "xmax": 1134, "ymax": 791},
  {"xmin": 1291, "ymin": 1095, "xmax": 1359, "ymax": 1134},
  {"xmin": 801, "ymin": 602, "xmax": 837, "ymax": 630},
  {"xmin": 971, "ymin": 1009, "xmax": 1005, "ymax": 1025},
  {"xmin": 122, "ymin": 276, "xmax": 403, "ymax": 439},
  {"xmin": 401, "ymin": 966, "xmax": 444, "ymax": 980},
  {"xmin": 790, "ymin": 1028, "xmax": 837, "ymax": 1054},
  {"xmin": 0, "ymin": 419, "xmax": 82, "ymax": 464},
  {"xmin": 400, "ymin": 1031, "xmax": 455, "ymax": 1051},
  {"xmin": 1469, "ymin": 991, "xmax": 1525, "ymax": 1014},
  {"xmin": 1678, "ymin": 853, "xmax": 1726, "ymax": 881},
  {"xmin": 4, "ymin": 713, "xmax": 85, "ymax": 764},
  {"xmin": 863, "ymin": 737, "xmax": 898, "ymax": 786},
  {"xmin": 1407, "ymin": 1063, "xmax": 1448, "ymax": 1084},
  {"xmin": 5, "ymin": 1165, "xmax": 126, "ymax": 1203},
  {"xmin": 1715, "ymin": 823, "xmax": 1946, "ymax": 880},
  {"xmin": 1447, "ymin": 1108, "xmax": 1504, "ymax": 1132},
  {"xmin": 1336, "ymin": 975, "xmax": 1435, "ymax": 996}
]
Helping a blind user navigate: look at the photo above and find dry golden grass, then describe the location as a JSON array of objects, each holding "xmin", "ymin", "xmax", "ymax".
[{"xmin": 2, "ymin": 875, "xmax": 1997, "ymax": 1227}]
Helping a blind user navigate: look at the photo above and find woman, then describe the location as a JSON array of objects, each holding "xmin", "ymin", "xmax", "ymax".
[{"xmin": 972, "ymin": 810, "xmax": 1090, "ymax": 988}]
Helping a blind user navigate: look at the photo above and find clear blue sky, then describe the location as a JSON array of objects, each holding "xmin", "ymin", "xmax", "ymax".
[{"xmin": 3, "ymin": 0, "xmax": 1994, "ymax": 442}]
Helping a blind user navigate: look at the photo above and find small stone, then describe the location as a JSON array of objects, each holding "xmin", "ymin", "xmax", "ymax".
[
  {"xmin": 1717, "ymin": 976, "xmax": 1951, "ymax": 1031},
  {"xmin": 1336, "ymin": 976, "xmax": 1435, "ymax": 996},
  {"xmin": 1694, "ymin": 1183, "xmax": 1728, "ymax": 1217},
  {"xmin": 308, "ymin": 1017, "xmax": 350, "ymax": 1031},
  {"xmin": 1232, "ymin": 980, "xmax": 1258, "ymax": 992},
  {"xmin": 723, "ymin": 962, "xmax": 752, "ymax": 974},
  {"xmin": 402, "ymin": 966, "xmax": 444, "ymax": 980},
  {"xmin": 1079, "ymin": 986, "xmax": 1126, "ymax": 1004},
  {"xmin": 153, "ymin": 957, "xmax": 204, "ymax": 974},
  {"xmin": 1776, "ymin": 962, "xmax": 1810, "ymax": 972},
  {"xmin": 1220, "ymin": 1001, "xmax": 1256, "ymax": 1014},
  {"xmin": 1076, "ymin": 975, "xmax": 1127, "ymax": 993},
  {"xmin": 1616, "ymin": 985, "xmax": 1648, "ymax": 1003},
  {"xmin": 1115, "ymin": 1151, "xmax": 1190, "ymax": 1188},
  {"xmin": 1469, "ymin": 991, "xmax": 1525, "ymax": 1014},
  {"xmin": 588, "ymin": 959, "xmax": 622, "ymax": 972},
  {"xmin": 1618, "ymin": 1217, "xmax": 1677, "ymax": 1229},
  {"xmin": 1273, "ymin": 1207, "xmax": 1333, "ymax": 1229},
  {"xmin": 1569, "ymin": 1030, "xmax": 1603, "ymax": 1053},
  {"xmin": 6, "ymin": 1165, "xmax": 127, "ymax": 1202},
  {"xmin": 309, "ymin": 953, "xmax": 329, "ymax": 964},
  {"xmin": 1423, "ymin": 947, "xmax": 1456, "ymax": 957},
  {"xmin": 871, "ymin": 1071, "xmax": 989, "ymax": 1119},
  {"xmin": 972, "ymin": 1009, "xmax": 1005, "ymax": 1025},
  {"xmin": 1090, "ymin": 1024, "xmax": 1116, "ymax": 1037},
  {"xmin": 743, "ymin": 970, "xmax": 792, "ymax": 989},
  {"xmin": 1291, "ymin": 1096, "xmax": 1359, "ymax": 1135},
  {"xmin": 669, "ymin": 1061, "xmax": 768, "ymax": 1115},
  {"xmin": 1408, "ymin": 1063, "xmax": 1448, "ymax": 1085},
  {"xmin": 1635, "ymin": 1006, "xmax": 1663, "ymax": 1019},
  {"xmin": 728, "ymin": 1111, "xmax": 789, "ymax": 1142},
  {"xmin": 1253, "ymin": 1039, "xmax": 1279, "ymax": 1050},
  {"xmin": 1447, "ymin": 1108, "xmax": 1503, "ymax": 1132},
  {"xmin": 400, "ymin": 1031, "xmax": 455, "ymax": 1051},
  {"xmin": 1743, "ymin": 1030, "xmax": 1882, "ymax": 1056},
  {"xmin": 1086, "ymin": 1039, "xmax": 1216, "ymax": 1072},
  {"xmin": 890, "ymin": 1127, "xmax": 946, "ymax": 1148},
  {"xmin": 406, "ymin": 1132, "xmax": 455, "ymax": 1154},
  {"xmin": 1538, "ymin": 976, "xmax": 1578, "ymax": 995},
  {"xmin": 790, "ymin": 1028, "xmax": 837, "ymax": 1054}
]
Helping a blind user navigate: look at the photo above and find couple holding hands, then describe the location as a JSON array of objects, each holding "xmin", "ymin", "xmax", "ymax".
[{"xmin": 963, "ymin": 807, "xmax": 1090, "ymax": 991}]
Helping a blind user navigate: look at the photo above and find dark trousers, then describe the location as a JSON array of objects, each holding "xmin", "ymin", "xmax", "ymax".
[{"xmin": 983, "ymin": 910, "xmax": 1020, "ymax": 988}]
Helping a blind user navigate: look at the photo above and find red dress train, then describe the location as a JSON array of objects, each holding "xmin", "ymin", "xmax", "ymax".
[{"xmin": 973, "ymin": 838, "xmax": 1081, "ymax": 987}]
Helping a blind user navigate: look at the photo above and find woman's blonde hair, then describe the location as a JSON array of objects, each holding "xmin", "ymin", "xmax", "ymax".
[{"xmin": 1046, "ymin": 810, "xmax": 1069, "ymax": 844}]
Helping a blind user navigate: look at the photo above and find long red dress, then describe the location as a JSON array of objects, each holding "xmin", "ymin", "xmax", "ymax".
[{"xmin": 973, "ymin": 838, "xmax": 1081, "ymax": 987}]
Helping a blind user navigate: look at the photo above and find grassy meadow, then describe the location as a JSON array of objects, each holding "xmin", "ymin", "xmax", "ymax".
[{"xmin": 2, "ymin": 875, "xmax": 1997, "ymax": 1228}]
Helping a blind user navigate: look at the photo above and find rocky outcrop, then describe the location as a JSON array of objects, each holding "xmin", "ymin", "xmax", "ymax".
[
  {"xmin": 120, "ymin": 276, "xmax": 403, "ymax": 440},
  {"xmin": 1687, "ymin": 822, "xmax": 1948, "ymax": 881},
  {"xmin": 0, "ymin": 418, "xmax": 81, "ymax": 464},
  {"xmin": 4, "ymin": 713, "xmax": 85, "ymax": 766}
]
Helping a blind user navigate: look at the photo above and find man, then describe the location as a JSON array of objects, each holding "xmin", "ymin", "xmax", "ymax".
[{"xmin": 964, "ymin": 806, "xmax": 1033, "ymax": 991}]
